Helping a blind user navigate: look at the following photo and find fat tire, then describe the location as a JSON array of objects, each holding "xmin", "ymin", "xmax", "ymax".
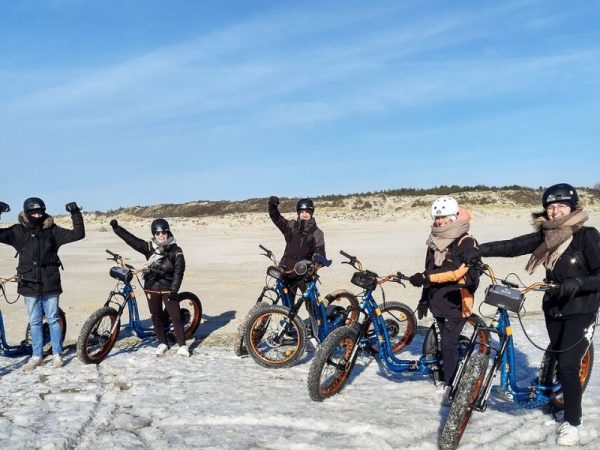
[
  {"xmin": 164, "ymin": 292, "xmax": 202, "ymax": 343},
  {"xmin": 307, "ymin": 325, "xmax": 359, "ymax": 401},
  {"xmin": 538, "ymin": 342, "xmax": 594, "ymax": 411},
  {"xmin": 422, "ymin": 314, "xmax": 490, "ymax": 382},
  {"xmin": 245, "ymin": 304, "xmax": 307, "ymax": 368},
  {"xmin": 24, "ymin": 308, "xmax": 67, "ymax": 356},
  {"xmin": 439, "ymin": 353, "xmax": 488, "ymax": 450},
  {"xmin": 366, "ymin": 301, "xmax": 416, "ymax": 354},
  {"xmin": 233, "ymin": 302, "xmax": 272, "ymax": 357},
  {"xmin": 76, "ymin": 307, "xmax": 120, "ymax": 364}
]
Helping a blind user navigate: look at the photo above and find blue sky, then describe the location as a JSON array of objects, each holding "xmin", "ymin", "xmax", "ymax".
[{"xmin": 1, "ymin": 1, "xmax": 599, "ymax": 217}]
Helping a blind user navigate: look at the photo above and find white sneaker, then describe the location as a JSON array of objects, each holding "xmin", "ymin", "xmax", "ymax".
[
  {"xmin": 177, "ymin": 345, "xmax": 190, "ymax": 357},
  {"xmin": 557, "ymin": 422, "xmax": 580, "ymax": 446},
  {"xmin": 155, "ymin": 343, "xmax": 168, "ymax": 356},
  {"xmin": 23, "ymin": 356, "xmax": 43, "ymax": 371},
  {"xmin": 52, "ymin": 354, "xmax": 64, "ymax": 368}
]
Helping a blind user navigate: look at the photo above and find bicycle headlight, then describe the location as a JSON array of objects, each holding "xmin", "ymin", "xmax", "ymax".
[{"xmin": 266, "ymin": 266, "xmax": 283, "ymax": 280}]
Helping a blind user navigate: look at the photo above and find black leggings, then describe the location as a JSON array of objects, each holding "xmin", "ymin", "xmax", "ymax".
[
  {"xmin": 147, "ymin": 292, "xmax": 186, "ymax": 346},
  {"xmin": 436, "ymin": 316, "xmax": 468, "ymax": 385},
  {"xmin": 545, "ymin": 313, "xmax": 596, "ymax": 426}
]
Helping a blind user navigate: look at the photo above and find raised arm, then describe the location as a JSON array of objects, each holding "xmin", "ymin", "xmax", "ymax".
[
  {"xmin": 268, "ymin": 196, "xmax": 291, "ymax": 237},
  {"xmin": 110, "ymin": 219, "xmax": 151, "ymax": 258},
  {"xmin": 53, "ymin": 202, "xmax": 86, "ymax": 246}
]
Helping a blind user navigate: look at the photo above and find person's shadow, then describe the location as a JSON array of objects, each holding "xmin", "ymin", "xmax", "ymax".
[{"xmin": 192, "ymin": 310, "xmax": 236, "ymax": 341}]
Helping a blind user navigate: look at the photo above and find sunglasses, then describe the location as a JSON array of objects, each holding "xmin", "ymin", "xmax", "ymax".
[{"xmin": 153, "ymin": 230, "xmax": 169, "ymax": 236}]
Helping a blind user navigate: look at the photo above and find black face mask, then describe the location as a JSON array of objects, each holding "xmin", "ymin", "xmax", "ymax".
[{"xmin": 26, "ymin": 212, "xmax": 45, "ymax": 227}]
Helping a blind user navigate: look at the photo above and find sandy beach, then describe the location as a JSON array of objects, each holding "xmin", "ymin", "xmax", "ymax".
[{"xmin": 1, "ymin": 206, "xmax": 599, "ymax": 346}]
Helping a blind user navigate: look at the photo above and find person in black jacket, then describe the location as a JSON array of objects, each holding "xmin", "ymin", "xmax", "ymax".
[
  {"xmin": 268, "ymin": 196, "xmax": 326, "ymax": 300},
  {"xmin": 0, "ymin": 197, "xmax": 85, "ymax": 370},
  {"xmin": 465, "ymin": 183, "xmax": 600, "ymax": 446},
  {"xmin": 110, "ymin": 218, "xmax": 189, "ymax": 357},
  {"xmin": 407, "ymin": 196, "xmax": 480, "ymax": 401}
]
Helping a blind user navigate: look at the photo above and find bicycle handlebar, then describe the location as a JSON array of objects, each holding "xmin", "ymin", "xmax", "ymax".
[{"xmin": 339, "ymin": 250, "xmax": 355, "ymax": 260}]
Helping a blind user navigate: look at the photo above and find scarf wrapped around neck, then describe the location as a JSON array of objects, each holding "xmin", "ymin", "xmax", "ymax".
[
  {"xmin": 525, "ymin": 209, "xmax": 588, "ymax": 274},
  {"xmin": 145, "ymin": 237, "xmax": 176, "ymax": 270},
  {"xmin": 426, "ymin": 220, "xmax": 471, "ymax": 267}
]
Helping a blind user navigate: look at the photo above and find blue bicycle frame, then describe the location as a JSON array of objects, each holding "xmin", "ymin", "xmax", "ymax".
[
  {"xmin": 355, "ymin": 286, "xmax": 436, "ymax": 374},
  {"xmin": 471, "ymin": 308, "xmax": 560, "ymax": 411}
]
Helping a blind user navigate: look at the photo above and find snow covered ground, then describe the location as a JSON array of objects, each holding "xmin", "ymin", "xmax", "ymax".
[{"xmin": 0, "ymin": 320, "xmax": 599, "ymax": 450}]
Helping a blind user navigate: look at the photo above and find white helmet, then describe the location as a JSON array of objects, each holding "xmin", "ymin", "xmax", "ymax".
[{"xmin": 430, "ymin": 196, "xmax": 459, "ymax": 220}]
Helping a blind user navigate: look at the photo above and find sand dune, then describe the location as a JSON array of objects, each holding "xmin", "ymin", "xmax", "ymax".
[{"xmin": 1, "ymin": 203, "xmax": 599, "ymax": 347}]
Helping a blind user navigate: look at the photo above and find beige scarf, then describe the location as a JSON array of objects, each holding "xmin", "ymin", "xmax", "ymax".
[
  {"xmin": 426, "ymin": 220, "xmax": 471, "ymax": 267},
  {"xmin": 525, "ymin": 209, "xmax": 588, "ymax": 274}
]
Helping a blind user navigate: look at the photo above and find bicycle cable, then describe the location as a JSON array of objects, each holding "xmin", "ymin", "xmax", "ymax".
[
  {"xmin": 516, "ymin": 309, "xmax": 597, "ymax": 354},
  {"xmin": 1, "ymin": 283, "xmax": 21, "ymax": 305}
]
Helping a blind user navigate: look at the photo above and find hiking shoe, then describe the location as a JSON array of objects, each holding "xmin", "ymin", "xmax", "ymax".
[
  {"xmin": 155, "ymin": 343, "xmax": 168, "ymax": 356},
  {"xmin": 557, "ymin": 422, "xmax": 580, "ymax": 446},
  {"xmin": 52, "ymin": 354, "xmax": 64, "ymax": 368},
  {"xmin": 23, "ymin": 356, "xmax": 43, "ymax": 372},
  {"xmin": 177, "ymin": 345, "xmax": 190, "ymax": 357}
]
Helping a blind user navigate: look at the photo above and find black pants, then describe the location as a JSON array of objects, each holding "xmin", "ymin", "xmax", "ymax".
[
  {"xmin": 545, "ymin": 313, "xmax": 596, "ymax": 426},
  {"xmin": 436, "ymin": 316, "xmax": 468, "ymax": 385},
  {"xmin": 147, "ymin": 292, "xmax": 186, "ymax": 346}
]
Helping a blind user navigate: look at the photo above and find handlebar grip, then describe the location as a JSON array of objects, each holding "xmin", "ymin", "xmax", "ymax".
[
  {"xmin": 259, "ymin": 244, "xmax": 269, "ymax": 252},
  {"xmin": 339, "ymin": 250, "xmax": 354, "ymax": 259},
  {"xmin": 106, "ymin": 249, "xmax": 117, "ymax": 256}
]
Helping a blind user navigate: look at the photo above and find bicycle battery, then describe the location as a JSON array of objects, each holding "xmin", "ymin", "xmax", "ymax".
[
  {"xmin": 110, "ymin": 266, "xmax": 133, "ymax": 283},
  {"xmin": 483, "ymin": 284, "xmax": 524, "ymax": 313}
]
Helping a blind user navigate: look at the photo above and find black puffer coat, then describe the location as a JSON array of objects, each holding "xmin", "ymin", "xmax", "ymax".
[
  {"xmin": 0, "ymin": 211, "xmax": 85, "ymax": 296},
  {"xmin": 480, "ymin": 226, "xmax": 600, "ymax": 317},
  {"xmin": 113, "ymin": 225, "xmax": 185, "ymax": 293},
  {"xmin": 269, "ymin": 203, "xmax": 325, "ymax": 270}
]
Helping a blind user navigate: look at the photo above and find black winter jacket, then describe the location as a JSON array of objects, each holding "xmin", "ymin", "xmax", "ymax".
[
  {"xmin": 113, "ymin": 225, "xmax": 185, "ymax": 294},
  {"xmin": 420, "ymin": 234, "xmax": 480, "ymax": 319},
  {"xmin": 269, "ymin": 203, "xmax": 325, "ymax": 271},
  {"xmin": 0, "ymin": 211, "xmax": 85, "ymax": 296},
  {"xmin": 480, "ymin": 226, "xmax": 600, "ymax": 318}
]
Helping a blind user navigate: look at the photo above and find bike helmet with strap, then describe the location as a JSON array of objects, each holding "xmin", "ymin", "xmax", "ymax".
[
  {"xmin": 542, "ymin": 183, "xmax": 579, "ymax": 210},
  {"xmin": 296, "ymin": 198, "xmax": 315, "ymax": 213},
  {"xmin": 430, "ymin": 196, "xmax": 459, "ymax": 220},
  {"xmin": 23, "ymin": 197, "xmax": 46, "ymax": 213},
  {"xmin": 151, "ymin": 218, "xmax": 170, "ymax": 234}
]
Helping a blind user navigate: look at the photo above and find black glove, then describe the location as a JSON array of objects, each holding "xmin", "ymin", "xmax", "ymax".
[
  {"xmin": 556, "ymin": 278, "xmax": 584, "ymax": 299},
  {"xmin": 417, "ymin": 302, "xmax": 429, "ymax": 320},
  {"xmin": 268, "ymin": 196, "xmax": 280, "ymax": 206},
  {"xmin": 109, "ymin": 219, "xmax": 118, "ymax": 230},
  {"xmin": 65, "ymin": 202, "xmax": 81, "ymax": 213},
  {"xmin": 409, "ymin": 272, "xmax": 427, "ymax": 287},
  {"xmin": 0, "ymin": 201, "xmax": 9, "ymax": 214},
  {"xmin": 461, "ymin": 246, "xmax": 482, "ymax": 266}
]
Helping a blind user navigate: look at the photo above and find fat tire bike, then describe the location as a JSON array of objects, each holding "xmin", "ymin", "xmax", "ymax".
[
  {"xmin": 243, "ymin": 251, "xmax": 361, "ymax": 369},
  {"xmin": 307, "ymin": 250, "xmax": 490, "ymax": 401},
  {"xmin": 439, "ymin": 263, "xmax": 594, "ymax": 450},
  {"xmin": 76, "ymin": 249, "xmax": 202, "ymax": 364}
]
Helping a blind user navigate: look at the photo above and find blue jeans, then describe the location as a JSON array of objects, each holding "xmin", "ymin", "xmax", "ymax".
[{"xmin": 24, "ymin": 295, "xmax": 62, "ymax": 357}]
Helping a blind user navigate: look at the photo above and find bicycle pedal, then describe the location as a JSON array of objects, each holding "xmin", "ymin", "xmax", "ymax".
[{"xmin": 491, "ymin": 386, "xmax": 513, "ymax": 401}]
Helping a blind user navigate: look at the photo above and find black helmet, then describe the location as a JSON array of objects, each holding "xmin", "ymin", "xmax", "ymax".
[
  {"xmin": 151, "ymin": 218, "xmax": 170, "ymax": 234},
  {"xmin": 542, "ymin": 183, "xmax": 579, "ymax": 210},
  {"xmin": 23, "ymin": 197, "xmax": 46, "ymax": 213},
  {"xmin": 296, "ymin": 198, "xmax": 315, "ymax": 213}
]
